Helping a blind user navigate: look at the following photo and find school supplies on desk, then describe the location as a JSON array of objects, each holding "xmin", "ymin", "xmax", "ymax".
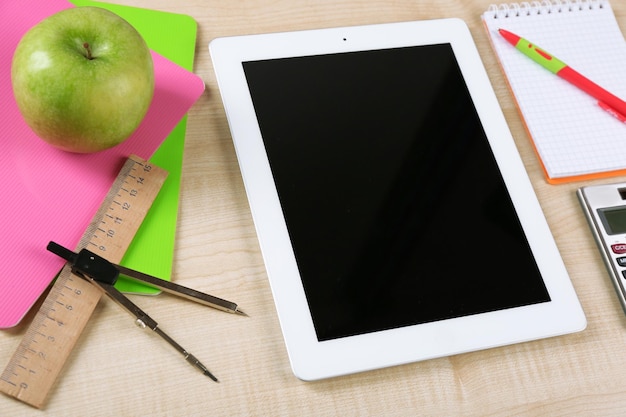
[
  {"xmin": 482, "ymin": 0, "xmax": 626, "ymax": 184},
  {"xmin": 0, "ymin": 0, "xmax": 205, "ymax": 328},
  {"xmin": 70, "ymin": 0, "xmax": 201, "ymax": 296},
  {"xmin": 498, "ymin": 28, "xmax": 626, "ymax": 122},
  {"xmin": 46, "ymin": 241, "xmax": 245, "ymax": 382}
]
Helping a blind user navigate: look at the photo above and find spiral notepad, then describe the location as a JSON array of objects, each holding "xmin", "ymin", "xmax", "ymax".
[{"xmin": 482, "ymin": 0, "xmax": 626, "ymax": 183}]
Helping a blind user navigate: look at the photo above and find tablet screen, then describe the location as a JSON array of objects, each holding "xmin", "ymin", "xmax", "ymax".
[{"xmin": 243, "ymin": 43, "xmax": 551, "ymax": 342}]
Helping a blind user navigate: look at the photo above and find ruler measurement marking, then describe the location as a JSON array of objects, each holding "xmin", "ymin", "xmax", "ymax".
[{"xmin": 0, "ymin": 155, "xmax": 167, "ymax": 408}]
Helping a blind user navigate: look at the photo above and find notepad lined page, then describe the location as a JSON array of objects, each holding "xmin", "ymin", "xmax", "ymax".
[{"xmin": 482, "ymin": 0, "xmax": 626, "ymax": 182}]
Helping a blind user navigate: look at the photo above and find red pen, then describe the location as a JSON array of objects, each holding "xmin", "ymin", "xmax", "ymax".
[{"xmin": 499, "ymin": 28, "xmax": 626, "ymax": 123}]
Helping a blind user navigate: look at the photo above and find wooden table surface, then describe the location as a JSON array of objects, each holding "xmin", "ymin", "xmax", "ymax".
[{"xmin": 2, "ymin": 0, "xmax": 626, "ymax": 415}]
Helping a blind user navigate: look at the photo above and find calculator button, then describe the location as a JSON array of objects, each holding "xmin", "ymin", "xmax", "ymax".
[
  {"xmin": 611, "ymin": 244, "xmax": 626, "ymax": 254},
  {"xmin": 618, "ymin": 257, "xmax": 626, "ymax": 267}
]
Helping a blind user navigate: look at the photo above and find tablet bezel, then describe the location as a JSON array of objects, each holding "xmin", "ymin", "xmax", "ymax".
[{"xmin": 209, "ymin": 18, "xmax": 586, "ymax": 381}]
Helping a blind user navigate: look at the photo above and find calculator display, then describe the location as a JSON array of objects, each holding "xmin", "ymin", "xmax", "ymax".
[
  {"xmin": 599, "ymin": 207, "xmax": 626, "ymax": 235},
  {"xmin": 579, "ymin": 183, "xmax": 626, "ymax": 316}
]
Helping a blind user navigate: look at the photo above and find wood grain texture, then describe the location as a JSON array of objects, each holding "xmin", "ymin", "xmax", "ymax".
[{"xmin": 2, "ymin": 1, "xmax": 626, "ymax": 415}]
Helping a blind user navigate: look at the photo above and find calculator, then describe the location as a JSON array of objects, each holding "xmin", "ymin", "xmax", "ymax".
[{"xmin": 578, "ymin": 182, "xmax": 626, "ymax": 312}]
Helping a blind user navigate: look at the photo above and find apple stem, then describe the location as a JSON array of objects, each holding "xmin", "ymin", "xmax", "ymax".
[{"xmin": 83, "ymin": 42, "xmax": 93, "ymax": 60}]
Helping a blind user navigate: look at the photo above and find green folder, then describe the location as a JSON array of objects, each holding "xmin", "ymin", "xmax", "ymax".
[{"xmin": 69, "ymin": 0, "xmax": 199, "ymax": 294}]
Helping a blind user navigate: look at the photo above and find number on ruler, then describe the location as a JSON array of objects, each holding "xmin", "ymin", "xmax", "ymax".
[{"xmin": 0, "ymin": 155, "xmax": 167, "ymax": 408}]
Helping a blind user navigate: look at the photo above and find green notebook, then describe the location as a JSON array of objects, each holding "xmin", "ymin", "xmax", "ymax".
[{"xmin": 70, "ymin": 0, "xmax": 199, "ymax": 294}]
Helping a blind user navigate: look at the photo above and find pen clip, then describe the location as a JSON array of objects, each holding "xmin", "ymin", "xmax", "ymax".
[{"xmin": 598, "ymin": 101, "xmax": 626, "ymax": 123}]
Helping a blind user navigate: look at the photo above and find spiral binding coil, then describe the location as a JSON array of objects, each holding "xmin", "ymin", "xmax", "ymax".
[{"xmin": 486, "ymin": 0, "xmax": 605, "ymax": 19}]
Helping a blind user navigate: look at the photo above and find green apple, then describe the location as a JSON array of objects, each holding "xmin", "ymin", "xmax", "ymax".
[{"xmin": 11, "ymin": 6, "xmax": 154, "ymax": 153}]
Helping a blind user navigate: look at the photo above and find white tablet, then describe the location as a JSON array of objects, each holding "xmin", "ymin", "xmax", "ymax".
[{"xmin": 209, "ymin": 18, "xmax": 586, "ymax": 381}]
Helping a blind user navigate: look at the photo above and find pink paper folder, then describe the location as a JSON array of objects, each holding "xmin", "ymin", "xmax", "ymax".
[{"xmin": 0, "ymin": 0, "xmax": 205, "ymax": 328}]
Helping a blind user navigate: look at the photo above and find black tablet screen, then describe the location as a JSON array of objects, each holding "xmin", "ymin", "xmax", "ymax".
[{"xmin": 243, "ymin": 43, "xmax": 550, "ymax": 342}]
